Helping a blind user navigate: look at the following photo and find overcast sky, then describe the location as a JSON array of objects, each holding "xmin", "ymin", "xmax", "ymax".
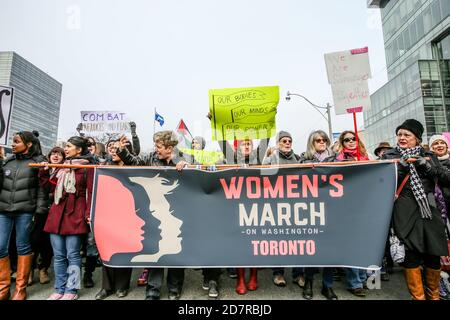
[{"xmin": 0, "ymin": 0, "xmax": 387, "ymax": 153}]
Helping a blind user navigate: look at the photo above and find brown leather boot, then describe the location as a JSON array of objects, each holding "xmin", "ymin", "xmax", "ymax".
[
  {"xmin": 404, "ymin": 267, "xmax": 425, "ymax": 300},
  {"xmin": 247, "ymin": 268, "xmax": 258, "ymax": 291},
  {"xmin": 39, "ymin": 268, "xmax": 50, "ymax": 284},
  {"xmin": 0, "ymin": 256, "xmax": 11, "ymax": 300},
  {"xmin": 425, "ymin": 268, "xmax": 441, "ymax": 300},
  {"xmin": 11, "ymin": 254, "xmax": 33, "ymax": 300},
  {"xmin": 235, "ymin": 268, "xmax": 247, "ymax": 295}
]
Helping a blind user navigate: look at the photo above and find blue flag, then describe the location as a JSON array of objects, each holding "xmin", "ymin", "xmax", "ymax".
[{"xmin": 155, "ymin": 112, "xmax": 164, "ymax": 126}]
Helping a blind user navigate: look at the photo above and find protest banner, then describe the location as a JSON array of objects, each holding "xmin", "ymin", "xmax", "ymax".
[
  {"xmin": 80, "ymin": 111, "xmax": 130, "ymax": 141},
  {"xmin": 91, "ymin": 162, "xmax": 396, "ymax": 269},
  {"xmin": 209, "ymin": 86, "xmax": 279, "ymax": 141},
  {"xmin": 0, "ymin": 86, "xmax": 14, "ymax": 146},
  {"xmin": 179, "ymin": 148, "xmax": 224, "ymax": 165}
]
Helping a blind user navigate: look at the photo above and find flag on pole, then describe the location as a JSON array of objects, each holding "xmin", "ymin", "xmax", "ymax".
[
  {"xmin": 155, "ymin": 111, "xmax": 165, "ymax": 126},
  {"xmin": 175, "ymin": 119, "xmax": 193, "ymax": 149}
]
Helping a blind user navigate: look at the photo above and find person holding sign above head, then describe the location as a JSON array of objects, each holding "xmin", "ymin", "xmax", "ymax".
[
  {"xmin": 382, "ymin": 120, "xmax": 450, "ymax": 300},
  {"xmin": 207, "ymin": 112, "xmax": 268, "ymax": 295}
]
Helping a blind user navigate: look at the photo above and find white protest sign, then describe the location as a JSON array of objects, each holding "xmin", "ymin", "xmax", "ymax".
[
  {"xmin": 330, "ymin": 80, "xmax": 371, "ymax": 115},
  {"xmin": 324, "ymin": 47, "xmax": 372, "ymax": 115},
  {"xmin": 80, "ymin": 111, "xmax": 130, "ymax": 135},
  {"xmin": 0, "ymin": 86, "xmax": 14, "ymax": 146}
]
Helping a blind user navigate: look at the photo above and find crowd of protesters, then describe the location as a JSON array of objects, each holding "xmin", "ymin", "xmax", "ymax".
[{"xmin": 0, "ymin": 117, "xmax": 450, "ymax": 301}]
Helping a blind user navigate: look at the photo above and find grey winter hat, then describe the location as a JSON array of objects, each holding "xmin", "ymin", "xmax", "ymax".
[
  {"xmin": 276, "ymin": 131, "xmax": 292, "ymax": 142},
  {"xmin": 192, "ymin": 136, "xmax": 206, "ymax": 150},
  {"xmin": 429, "ymin": 135, "xmax": 448, "ymax": 147}
]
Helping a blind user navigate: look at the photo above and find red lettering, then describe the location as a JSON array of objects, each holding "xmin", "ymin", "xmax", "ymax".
[
  {"xmin": 220, "ymin": 177, "xmax": 244, "ymax": 199},
  {"xmin": 263, "ymin": 176, "xmax": 284, "ymax": 198},
  {"xmin": 286, "ymin": 175, "xmax": 300, "ymax": 198},
  {"xmin": 246, "ymin": 177, "xmax": 261, "ymax": 199},
  {"xmin": 302, "ymin": 175, "xmax": 318, "ymax": 198},
  {"xmin": 329, "ymin": 174, "xmax": 344, "ymax": 197}
]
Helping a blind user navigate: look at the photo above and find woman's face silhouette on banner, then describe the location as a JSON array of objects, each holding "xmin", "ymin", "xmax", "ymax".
[
  {"xmin": 93, "ymin": 173, "xmax": 182, "ymax": 264},
  {"xmin": 93, "ymin": 175, "xmax": 145, "ymax": 262}
]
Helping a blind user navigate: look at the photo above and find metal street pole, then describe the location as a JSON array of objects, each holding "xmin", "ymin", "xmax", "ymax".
[
  {"xmin": 326, "ymin": 103, "xmax": 333, "ymax": 142},
  {"xmin": 286, "ymin": 91, "xmax": 333, "ymax": 141}
]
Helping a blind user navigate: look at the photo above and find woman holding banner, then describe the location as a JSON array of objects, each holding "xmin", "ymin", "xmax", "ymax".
[
  {"xmin": 42, "ymin": 136, "xmax": 94, "ymax": 300},
  {"xmin": 0, "ymin": 131, "xmax": 46, "ymax": 300},
  {"xmin": 29, "ymin": 147, "xmax": 65, "ymax": 286},
  {"xmin": 382, "ymin": 119, "xmax": 450, "ymax": 300},
  {"xmin": 298, "ymin": 130, "xmax": 338, "ymax": 300},
  {"xmin": 331, "ymin": 131, "xmax": 369, "ymax": 297}
]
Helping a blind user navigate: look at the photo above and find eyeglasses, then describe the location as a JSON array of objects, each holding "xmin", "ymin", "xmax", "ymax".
[
  {"xmin": 314, "ymin": 138, "xmax": 327, "ymax": 143},
  {"xmin": 343, "ymin": 137, "xmax": 356, "ymax": 143},
  {"xmin": 280, "ymin": 139, "xmax": 292, "ymax": 144}
]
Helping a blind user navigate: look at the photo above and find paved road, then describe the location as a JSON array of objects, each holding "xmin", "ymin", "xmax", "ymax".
[{"xmin": 24, "ymin": 266, "xmax": 410, "ymax": 300}]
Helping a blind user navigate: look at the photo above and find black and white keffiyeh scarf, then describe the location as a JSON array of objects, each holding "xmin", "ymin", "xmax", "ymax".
[{"xmin": 396, "ymin": 145, "xmax": 433, "ymax": 220}]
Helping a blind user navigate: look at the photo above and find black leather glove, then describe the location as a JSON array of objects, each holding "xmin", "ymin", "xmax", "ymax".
[
  {"xmin": 129, "ymin": 121, "xmax": 137, "ymax": 135},
  {"xmin": 415, "ymin": 156, "xmax": 434, "ymax": 175},
  {"xmin": 398, "ymin": 157, "xmax": 410, "ymax": 168}
]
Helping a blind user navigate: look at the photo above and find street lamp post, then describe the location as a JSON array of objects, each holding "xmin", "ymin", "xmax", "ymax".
[{"xmin": 286, "ymin": 91, "xmax": 333, "ymax": 141}]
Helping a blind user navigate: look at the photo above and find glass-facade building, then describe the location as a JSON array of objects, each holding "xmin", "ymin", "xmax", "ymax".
[
  {"xmin": 0, "ymin": 52, "xmax": 62, "ymax": 153},
  {"xmin": 365, "ymin": 0, "xmax": 450, "ymax": 152}
]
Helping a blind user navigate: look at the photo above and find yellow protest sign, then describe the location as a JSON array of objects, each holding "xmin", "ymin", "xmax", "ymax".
[
  {"xmin": 179, "ymin": 148, "xmax": 224, "ymax": 165},
  {"xmin": 209, "ymin": 86, "xmax": 279, "ymax": 141}
]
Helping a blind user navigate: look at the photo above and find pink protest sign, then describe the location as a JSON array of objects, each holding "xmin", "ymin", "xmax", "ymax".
[{"xmin": 442, "ymin": 132, "xmax": 450, "ymax": 144}]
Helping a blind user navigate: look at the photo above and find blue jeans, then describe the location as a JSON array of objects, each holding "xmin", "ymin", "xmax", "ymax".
[
  {"xmin": 345, "ymin": 268, "xmax": 367, "ymax": 289},
  {"xmin": 0, "ymin": 213, "xmax": 33, "ymax": 258},
  {"xmin": 50, "ymin": 234, "xmax": 83, "ymax": 294}
]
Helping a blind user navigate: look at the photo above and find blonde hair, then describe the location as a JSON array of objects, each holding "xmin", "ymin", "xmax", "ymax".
[{"xmin": 153, "ymin": 130, "xmax": 178, "ymax": 148}]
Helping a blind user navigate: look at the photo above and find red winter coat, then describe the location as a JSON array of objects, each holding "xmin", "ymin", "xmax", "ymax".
[{"xmin": 41, "ymin": 167, "xmax": 94, "ymax": 235}]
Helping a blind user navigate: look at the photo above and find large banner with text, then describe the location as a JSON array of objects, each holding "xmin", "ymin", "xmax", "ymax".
[{"xmin": 91, "ymin": 162, "xmax": 396, "ymax": 269}]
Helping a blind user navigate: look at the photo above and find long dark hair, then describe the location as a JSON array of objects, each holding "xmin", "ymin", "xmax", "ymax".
[
  {"xmin": 67, "ymin": 136, "xmax": 90, "ymax": 157},
  {"xmin": 15, "ymin": 130, "xmax": 42, "ymax": 157}
]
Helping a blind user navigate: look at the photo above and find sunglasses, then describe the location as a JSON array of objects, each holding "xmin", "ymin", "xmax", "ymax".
[
  {"xmin": 280, "ymin": 139, "xmax": 292, "ymax": 144},
  {"xmin": 343, "ymin": 137, "xmax": 356, "ymax": 143},
  {"xmin": 315, "ymin": 138, "xmax": 327, "ymax": 143}
]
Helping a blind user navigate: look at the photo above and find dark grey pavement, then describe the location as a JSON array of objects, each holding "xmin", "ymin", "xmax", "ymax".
[{"xmin": 24, "ymin": 266, "xmax": 411, "ymax": 300}]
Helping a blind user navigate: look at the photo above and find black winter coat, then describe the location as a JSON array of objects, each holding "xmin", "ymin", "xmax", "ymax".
[
  {"xmin": 382, "ymin": 148, "xmax": 449, "ymax": 256},
  {"xmin": 0, "ymin": 153, "xmax": 47, "ymax": 215}
]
